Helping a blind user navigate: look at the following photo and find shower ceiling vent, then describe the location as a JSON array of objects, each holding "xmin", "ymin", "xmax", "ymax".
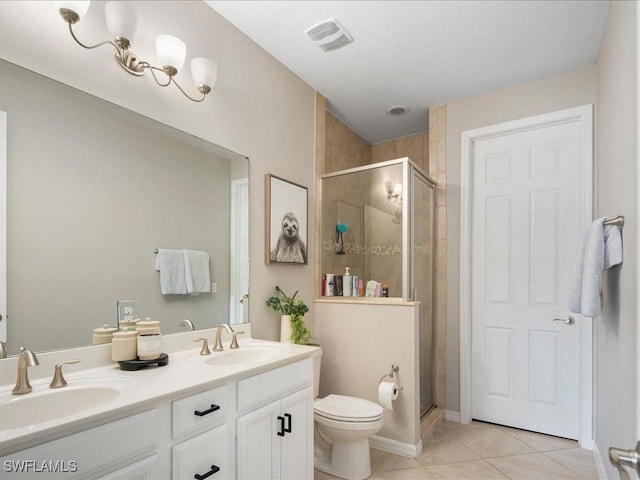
[{"xmin": 305, "ymin": 18, "xmax": 353, "ymax": 52}]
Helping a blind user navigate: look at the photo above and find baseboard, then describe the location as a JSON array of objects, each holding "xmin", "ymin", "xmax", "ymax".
[
  {"xmin": 444, "ymin": 410, "xmax": 461, "ymax": 423},
  {"xmin": 370, "ymin": 435, "xmax": 422, "ymax": 458},
  {"xmin": 592, "ymin": 440, "xmax": 608, "ymax": 480}
]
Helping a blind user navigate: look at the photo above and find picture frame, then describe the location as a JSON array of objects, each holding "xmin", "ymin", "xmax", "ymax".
[{"xmin": 265, "ymin": 174, "xmax": 308, "ymax": 265}]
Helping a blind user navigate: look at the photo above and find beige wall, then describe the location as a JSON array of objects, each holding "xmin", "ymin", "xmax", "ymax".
[
  {"xmin": 445, "ymin": 66, "xmax": 598, "ymax": 413},
  {"xmin": 0, "ymin": 2, "xmax": 316, "ymax": 342},
  {"xmin": 595, "ymin": 2, "xmax": 638, "ymax": 477}
]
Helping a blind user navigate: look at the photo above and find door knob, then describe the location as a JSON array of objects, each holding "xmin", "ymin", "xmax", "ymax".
[
  {"xmin": 553, "ymin": 316, "xmax": 575, "ymax": 326},
  {"xmin": 609, "ymin": 442, "xmax": 640, "ymax": 480}
]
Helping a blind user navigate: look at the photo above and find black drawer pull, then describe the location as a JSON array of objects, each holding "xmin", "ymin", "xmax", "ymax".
[
  {"xmin": 194, "ymin": 464, "xmax": 220, "ymax": 479},
  {"xmin": 194, "ymin": 404, "xmax": 220, "ymax": 417},
  {"xmin": 284, "ymin": 413, "xmax": 292, "ymax": 433},
  {"xmin": 277, "ymin": 415, "xmax": 285, "ymax": 436}
]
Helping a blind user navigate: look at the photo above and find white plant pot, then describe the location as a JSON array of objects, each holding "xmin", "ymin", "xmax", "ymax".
[{"xmin": 280, "ymin": 315, "xmax": 292, "ymax": 343}]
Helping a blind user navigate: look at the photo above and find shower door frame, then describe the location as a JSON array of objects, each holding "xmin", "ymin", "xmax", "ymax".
[{"xmin": 320, "ymin": 157, "xmax": 437, "ymax": 417}]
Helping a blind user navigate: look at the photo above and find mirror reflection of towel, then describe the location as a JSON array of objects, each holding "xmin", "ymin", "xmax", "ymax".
[
  {"xmin": 155, "ymin": 249, "xmax": 187, "ymax": 295},
  {"xmin": 183, "ymin": 249, "xmax": 211, "ymax": 295}
]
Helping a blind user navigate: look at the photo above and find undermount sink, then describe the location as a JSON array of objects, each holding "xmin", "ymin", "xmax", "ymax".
[
  {"xmin": 205, "ymin": 344, "xmax": 289, "ymax": 366},
  {"xmin": 0, "ymin": 377, "xmax": 135, "ymax": 431}
]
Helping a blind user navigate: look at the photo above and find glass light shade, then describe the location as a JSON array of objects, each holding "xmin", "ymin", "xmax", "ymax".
[
  {"xmin": 156, "ymin": 35, "xmax": 186, "ymax": 72},
  {"xmin": 105, "ymin": 1, "xmax": 140, "ymax": 44},
  {"xmin": 191, "ymin": 58, "xmax": 218, "ymax": 89},
  {"xmin": 392, "ymin": 184, "xmax": 403, "ymax": 196},
  {"xmin": 54, "ymin": 1, "xmax": 91, "ymax": 20},
  {"xmin": 384, "ymin": 180, "xmax": 393, "ymax": 194}
]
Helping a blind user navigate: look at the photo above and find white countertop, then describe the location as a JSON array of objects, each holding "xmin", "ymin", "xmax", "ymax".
[{"xmin": 0, "ymin": 329, "xmax": 321, "ymax": 456}]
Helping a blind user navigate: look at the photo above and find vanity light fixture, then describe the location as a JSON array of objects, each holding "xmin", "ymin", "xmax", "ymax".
[
  {"xmin": 384, "ymin": 181, "xmax": 403, "ymax": 205},
  {"xmin": 54, "ymin": 1, "xmax": 218, "ymax": 103}
]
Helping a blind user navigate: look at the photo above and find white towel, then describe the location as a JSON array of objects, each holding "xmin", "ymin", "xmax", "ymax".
[
  {"xmin": 182, "ymin": 249, "xmax": 211, "ymax": 295},
  {"xmin": 565, "ymin": 217, "xmax": 623, "ymax": 317},
  {"xmin": 155, "ymin": 249, "xmax": 187, "ymax": 295}
]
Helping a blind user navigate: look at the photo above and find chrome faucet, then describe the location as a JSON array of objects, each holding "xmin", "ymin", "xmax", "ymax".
[
  {"xmin": 213, "ymin": 324, "xmax": 234, "ymax": 352},
  {"xmin": 12, "ymin": 347, "xmax": 39, "ymax": 395},
  {"xmin": 180, "ymin": 318, "xmax": 195, "ymax": 331}
]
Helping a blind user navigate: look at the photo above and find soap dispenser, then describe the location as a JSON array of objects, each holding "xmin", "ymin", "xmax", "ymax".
[{"xmin": 343, "ymin": 267, "xmax": 353, "ymax": 297}]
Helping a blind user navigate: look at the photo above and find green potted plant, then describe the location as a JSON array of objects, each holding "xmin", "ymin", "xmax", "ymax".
[{"xmin": 266, "ymin": 286, "xmax": 311, "ymax": 344}]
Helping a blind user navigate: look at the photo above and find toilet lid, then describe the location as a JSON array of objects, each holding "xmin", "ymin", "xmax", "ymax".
[{"xmin": 314, "ymin": 394, "xmax": 384, "ymax": 421}]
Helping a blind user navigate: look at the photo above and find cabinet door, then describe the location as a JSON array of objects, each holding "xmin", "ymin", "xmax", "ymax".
[
  {"xmin": 172, "ymin": 423, "xmax": 233, "ymax": 480},
  {"xmin": 280, "ymin": 387, "xmax": 313, "ymax": 480},
  {"xmin": 236, "ymin": 401, "xmax": 281, "ymax": 479}
]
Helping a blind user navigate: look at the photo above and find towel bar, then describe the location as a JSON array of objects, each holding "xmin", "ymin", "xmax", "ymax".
[{"xmin": 604, "ymin": 216, "xmax": 624, "ymax": 227}]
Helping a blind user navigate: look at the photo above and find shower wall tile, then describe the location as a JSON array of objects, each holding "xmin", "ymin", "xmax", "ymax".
[
  {"xmin": 436, "ymin": 306, "xmax": 447, "ymax": 374},
  {"xmin": 371, "ymin": 140, "xmax": 397, "ymax": 164},
  {"xmin": 325, "ymin": 112, "xmax": 372, "ymax": 173},
  {"xmin": 397, "ymin": 132, "xmax": 426, "ymax": 170},
  {"xmin": 436, "ymin": 206, "xmax": 447, "ymax": 240},
  {"xmin": 429, "ymin": 104, "xmax": 447, "ymax": 408},
  {"xmin": 436, "ymin": 374, "xmax": 447, "ymax": 407},
  {"xmin": 371, "ymin": 131, "xmax": 428, "ymax": 171}
]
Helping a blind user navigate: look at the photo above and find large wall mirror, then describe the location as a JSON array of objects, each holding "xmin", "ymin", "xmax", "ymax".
[{"xmin": 0, "ymin": 59, "xmax": 249, "ymax": 356}]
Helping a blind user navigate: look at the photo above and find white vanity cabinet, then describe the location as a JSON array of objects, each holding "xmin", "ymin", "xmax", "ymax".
[
  {"xmin": 0, "ymin": 350, "xmax": 318, "ymax": 480},
  {"xmin": 236, "ymin": 359, "xmax": 314, "ymax": 480},
  {"xmin": 0, "ymin": 409, "xmax": 163, "ymax": 479}
]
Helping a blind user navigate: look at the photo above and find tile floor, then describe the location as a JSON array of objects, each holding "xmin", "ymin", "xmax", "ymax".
[{"xmin": 315, "ymin": 420, "xmax": 599, "ymax": 480}]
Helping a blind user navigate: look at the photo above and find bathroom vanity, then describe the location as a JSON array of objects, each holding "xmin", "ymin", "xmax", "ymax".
[{"xmin": 0, "ymin": 328, "xmax": 319, "ymax": 479}]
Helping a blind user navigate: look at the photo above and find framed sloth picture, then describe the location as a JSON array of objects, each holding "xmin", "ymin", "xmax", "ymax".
[{"xmin": 265, "ymin": 174, "xmax": 308, "ymax": 265}]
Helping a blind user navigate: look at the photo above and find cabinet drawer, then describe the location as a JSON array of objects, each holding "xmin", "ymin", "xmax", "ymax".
[
  {"xmin": 172, "ymin": 423, "xmax": 233, "ymax": 480},
  {"xmin": 172, "ymin": 383, "xmax": 232, "ymax": 439},
  {"xmin": 237, "ymin": 359, "xmax": 312, "ymax": 413}
]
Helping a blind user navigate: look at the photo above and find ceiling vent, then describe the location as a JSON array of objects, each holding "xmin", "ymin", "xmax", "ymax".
[{"xmin": 305, "ymin": 18, "xmax": 353, "ymax": 52}]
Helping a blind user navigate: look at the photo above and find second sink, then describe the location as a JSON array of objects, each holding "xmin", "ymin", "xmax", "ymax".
[{"xmin": 205, "ymin": 344, "xmax": 288, "ymax": 366}]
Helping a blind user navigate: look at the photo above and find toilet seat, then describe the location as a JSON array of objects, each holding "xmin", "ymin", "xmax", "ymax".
[{"xmin": 314, "ymin": 394, "xmax": 384, "ymax": 423}]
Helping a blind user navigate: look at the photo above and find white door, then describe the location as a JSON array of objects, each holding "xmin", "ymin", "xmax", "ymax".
[
  {"xmin": 230, "ymin": 178, "xmax": 249, "ymax": 325},
  {"xmin": 464, "ymin": 106, "xmax": 593, "ymax": 441}
]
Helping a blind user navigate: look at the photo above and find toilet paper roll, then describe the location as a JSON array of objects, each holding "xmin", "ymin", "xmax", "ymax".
[{"xmin": 378, "ymin": 381, "xmax": 399, "ymax": 410}]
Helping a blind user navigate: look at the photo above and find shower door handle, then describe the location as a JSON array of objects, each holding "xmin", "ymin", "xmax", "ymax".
[{"xmin": 553, "ymin": 316, "xmax": 575, "ymax": 326}]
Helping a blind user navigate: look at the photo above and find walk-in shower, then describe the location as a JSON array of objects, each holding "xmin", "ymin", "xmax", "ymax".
[{"xmin": 320, "ymin": 158, "xmax": 436, "ymax": 417}]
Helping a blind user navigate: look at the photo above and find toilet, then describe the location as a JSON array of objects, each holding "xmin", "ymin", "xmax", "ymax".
[{"xmin": 313, "ymin": 354, "xmax": 384, "ymax": 480}]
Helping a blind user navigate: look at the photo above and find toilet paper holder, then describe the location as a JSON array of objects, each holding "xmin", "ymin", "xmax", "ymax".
[{"xmin": 379, "ymin": 364, "xmax": 404, "ymax": 392}]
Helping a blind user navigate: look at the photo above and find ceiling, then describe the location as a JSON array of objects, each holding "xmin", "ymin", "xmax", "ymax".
[{"xmin": 208, "ymin": 1, "xmax": 609, "ymax": 145}]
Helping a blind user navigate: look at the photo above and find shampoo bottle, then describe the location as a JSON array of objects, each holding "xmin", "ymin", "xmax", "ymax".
[{"xmin": 343, "ymin": 267, "xmax": 352, "ymax": 297}]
